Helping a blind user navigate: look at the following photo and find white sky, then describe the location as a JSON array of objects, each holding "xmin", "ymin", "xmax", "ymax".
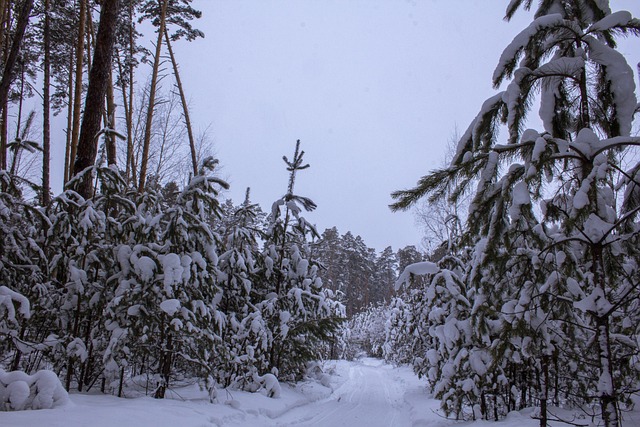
[{"xmin": 49, "ymin": 1, "xmax": 640, "ymax": 252}]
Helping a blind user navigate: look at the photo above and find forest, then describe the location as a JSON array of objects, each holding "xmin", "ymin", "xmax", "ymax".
[{"xmin": 1, "ymin": 1, "xmax": 640, "ymax": 427}]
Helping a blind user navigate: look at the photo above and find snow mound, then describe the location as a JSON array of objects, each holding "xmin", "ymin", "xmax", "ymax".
[{"xmin": 0, "ymin": 368, "xmax": 69, "ymax": 411}]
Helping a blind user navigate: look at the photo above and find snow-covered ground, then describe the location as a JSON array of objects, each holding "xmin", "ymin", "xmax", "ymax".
[{"xmin": 1, "ymin": 358, "xmax": 638, "ymax": 427}]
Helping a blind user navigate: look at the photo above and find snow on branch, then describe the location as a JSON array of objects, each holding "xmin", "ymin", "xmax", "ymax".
[
  {"xmin": 588, "ymin": 10, "xmax": 634, "ymax": 33},
  {"xmin": 0, "ymin": 286, "xmax": 30, "ymax": 325},
  {"xmin": 585, "ymin": 35, "xmax": 637, "ymax": 136},
  {"xmin": 395, "ymin": 261, "xmax": 439, "ymax": 290},
  {"xmin": 493, "ymin": 14, "xmax": 566, "ymax": 87}
]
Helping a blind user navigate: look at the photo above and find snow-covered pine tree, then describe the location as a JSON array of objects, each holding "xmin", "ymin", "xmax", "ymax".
[
  {"xmin": 44, "ymin": 166, "xmax": 118, "ymax": 392},
  {"xmin": 345, "ymin": 303, "xmax": 389, "ymax": 358},
  {"xmin": 257, "ymin": 140, "xmax": 344, "ymax": 382},
  {"xmin": 213, "ymin": 189, "xmax": 269, "ymax": 389},
  {"xmin": 104, "ymin": 158, "xmax": 229, "ymax": 399},
  {"xmin": 391, "ymin": 2, "xmax": 640, "ymax": 426},
  {"xmin": 393, "ymin": 254, "xmax": 483, "ymax": 420},
  {"xmin": 0, "ymin": 171, "xmax": 40, "ymax": 372}
]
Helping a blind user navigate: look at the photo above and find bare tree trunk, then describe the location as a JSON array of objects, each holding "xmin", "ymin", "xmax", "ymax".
[
  {"xmin": 105, "ymin": 70, "xmax": 117, "ymax": 166},
  {"xmin": 0, "ymin": 0, "xmax": 9, "ymax": 170},
  {"xmin": 1, "ymin": 106, "xmax": 6, "ymax": 171},
  {"xmin": 592, "ymin": 244, "xmax": 619, "ymax": 427},
  {"xmin": 0, "ymin": 0, "xmax": 33, "ymax": 172},
  {"xmin": 42, "ymin": 0, "xmax": 51, "ymax": 205},
  {"xmin": 85, "ymin": 1, "xmax": 94, "ymax": 71},
  {"xmin": 9, "ymin": 62, "xmax": 26, "ymax": 176},
  {"xmin": 72, "ymin": 0, "xmax": 121, "ymax": 198},
  {"xmin": 539, "ymin": 356, "xmax": 548, "ymax": 427},
  {"xmin": 116, "ymin": 52, "xmax": 134, "ymax": 178},
  {"xmin": 154, "ymin": 329, "xmax": 173, "ymax": 399},
  {"xmin": 67, "ymin": 0, "xmax": 87, "ymax": 183},
  {"xmin": 138, "ymin": 0, "xmax": 168, "ymax": 192},
  {"xmin": 0, "ymin": 0, "xmax": 8, "ymax": 62},
  {"xmin": 164, "ymin": 29, "xmax": 197, "ymax": 176},
  {"xmin": 127, "ymin": 0, "xmax": 136, "ymax": 182},
  {"xmin": 63, "ymin": 50, "xmax": 74, "ymax": 184},
  {"xmin": 0, "ymin": 0, "xmax": 33, "ymax": 112}
]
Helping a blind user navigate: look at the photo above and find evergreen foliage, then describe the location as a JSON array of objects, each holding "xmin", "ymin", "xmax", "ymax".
[
  {"xmin": 0, "ymin": 143, "xmax": 344, "ymax": 401},
  {"xmin": 389, "ymin": 2, "xmax": 640, "ymax": 426}
]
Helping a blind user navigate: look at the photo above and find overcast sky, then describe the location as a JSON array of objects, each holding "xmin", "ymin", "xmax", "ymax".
[{"xmin": 156, "ymin": 1, "xmax": 640, "ymax": 252}]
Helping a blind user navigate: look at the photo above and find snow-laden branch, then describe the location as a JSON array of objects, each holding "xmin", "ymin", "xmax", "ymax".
[{"xmin": 394, "ymin": 261, "xmax": 439, "ymax": 290}]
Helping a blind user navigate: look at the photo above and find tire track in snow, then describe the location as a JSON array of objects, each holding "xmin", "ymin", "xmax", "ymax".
[{"xmin": 272, "ymin": 358, "xmax": 413, "ymax": 427}]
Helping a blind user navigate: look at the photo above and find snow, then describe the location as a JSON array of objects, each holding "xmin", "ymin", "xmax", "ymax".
[
  {"xmin": 394, "ymin": 261, "xmax": 439, "ymax": 290},
  {"xmin": 0, "ymin": 285, "xmax": 31, "ymax": 323},
  {"xmin": 159, "ymin": 299, "xmax": 181, "ymax": 316},
  {"xmin": 512, "ymin": 181, "xmax": 531, "ymax": 206},
  {"xmin": 574, "ymin": 287, "xmax": 614, "ymax": 316},
  {"xmin": 253, "ymin": 373, "xmax": 282, "ymax": 398},
  {"xmin": 493, "ymin": 14, "xmax": 565, "ymax": 84},
  {"xmin": 589, "ymin": 10, "xmax": 634, "ymax": 32},
  {"xmin": 133, "ymin": 255, "xmax": 156, "ymax": 282},
  {"xmin": 535, "ymin": 56, "xmax": 584, "ymax": 79},
  {"xmin": 0, "ymin": 369, "xmax": 69, "ymax": 411},
  {"xmin": 582, "ymin": 213, "xmax": 613, "ymax": 243},
  {"xmin": 5, "ymin": 358, "xmax": 637, "ymax": 426},
  {"xmin": 539, "ymin": 76, "xmax": 560, "ymax": 133},
  {"xmin": 160, "ymin": 253, "xmax": 184, "ymax": 291},
  {"xmin": 585, "ymin": 35, "xmax": 637, "ymax": 136}
]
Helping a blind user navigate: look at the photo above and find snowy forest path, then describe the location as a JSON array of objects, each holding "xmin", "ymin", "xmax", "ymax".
[{"xmin": 271, "ymin": 358, "xmax": 416, "ymax": 427}]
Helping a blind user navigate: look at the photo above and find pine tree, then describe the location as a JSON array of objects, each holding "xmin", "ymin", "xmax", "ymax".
[
  {"xmin": 391, "ymin": 2, "xmax": 640, "ymax": 426},
  {"xmin": 257, "ymin": 140, "xmax": 344, "ymax": 381}
]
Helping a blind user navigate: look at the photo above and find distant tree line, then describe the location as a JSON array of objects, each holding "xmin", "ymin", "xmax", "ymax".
[{"xmin": 315, "ymin": 227, "xmax": 426, "ymax": 317}]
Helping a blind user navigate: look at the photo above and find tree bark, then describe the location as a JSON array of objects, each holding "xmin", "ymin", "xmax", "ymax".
[
  {"xmin": 72, "ymin": 0, "xmax": 121, "ymax": 198},
  {"xmin": 591, "ymin": 244, "xmax": 619, "ymax": 427},
  {"xmin": 0, "ymin": 0, "xmax": 9, "ymax": 170},
  {"xmin": 105, "ymin": 70, "xmax": 117, "ymax": 166},
  {"xmin": 63, "ymin": 49, "xmax": 74, "ymax": 184},
  {"xmin": 67, "ymin": 0, "xmax": 87, "ymax": 183},
  {"xmin": 0, "ymin": 0, "xmax": 33, "ymax": 112},
  {"xmin": 0, "ymin": 0, "xmax": 8, "ymax": 64},
  {"xmin": 126, "ymin": 0, "xmax": 136, "ymax": 182},
  {"xmin": 138, "ymin": 0, "xmax": 169, "ymax": 192},
  {"xmin": 164, "ymin": 29, "xmax": 198, "ymax": 177},
  {"xmin": 116, "ymin": 51, "xmax": 135, "ymax": 179},
  {"xmin": 0, "ymin": 0, "xmax": 33, "ymax": 171},
  {"xmin": 42, "ymin": 0, "xmax": 51, "ymax": 205}
]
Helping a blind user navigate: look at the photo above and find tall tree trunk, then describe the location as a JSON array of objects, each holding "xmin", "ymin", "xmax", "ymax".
[
  {"xmin": 0, "ymin": 0, "xmax": 9, "ymax": 170},
  {"xmin": 578, "ymin": 58, "xmax": 591, "ymax": 131},
  {"xmin": 592, "ymin": 244, "xmax": 619, "ymax": 427},
  {"xmin": 126, "ymin": 0, "xmax": 136, "ymax": 182},
  {"xmin": 154, "ymin": 329, "xmax": 173, "ymax": 399},
  {"xmin": 85, "ymin": 1, "xmax": 94, "ymax": 70},
  {"xmin": 1, "ymin": 104, "xmax": 6, "ymax": 171},
  {"xmin": 0, "ymin": 0, "xmax": 32, "ymax": 112},
  {"xmin": 138, "ymin": 0, "xmax": 168, "ymax": 192},
  {"xmin": 116, "ymin": 52, "xmax": 134, "ymax": 177},
  {"xmin": 539, "ymin": 356, "xmax": 549, "ymax": 427},
  {"xmin": 63, "ymin": 49, "xmax": 75, "ymax": 184},
  {"xmin": 105, "ymin": 70, "xmax": 117, "ymax": 166},
  {"xmin": 0, "ymin": 0, "xmax": 8, "ymax": 63},
  {"xmin": 9, "ymin": 61, "xmax": 26, "ymax": 176},
  {"xmin": 164, "ymin": 29, "xmax": 197, "ymax": 177},
  {"xmin": 0, "ymin": 0, "xmax": 33, "ymax": 171},
  {"xmin": 67, "ymin": 0, "xmax": 87, "ymax": 183},
  {"xmin": 42, "ymin": 0, "xmax": 51, "ymax": 205},
  {"xmin": 72, "ymin": 0, "xmax": 121, "ymax": 198}
]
